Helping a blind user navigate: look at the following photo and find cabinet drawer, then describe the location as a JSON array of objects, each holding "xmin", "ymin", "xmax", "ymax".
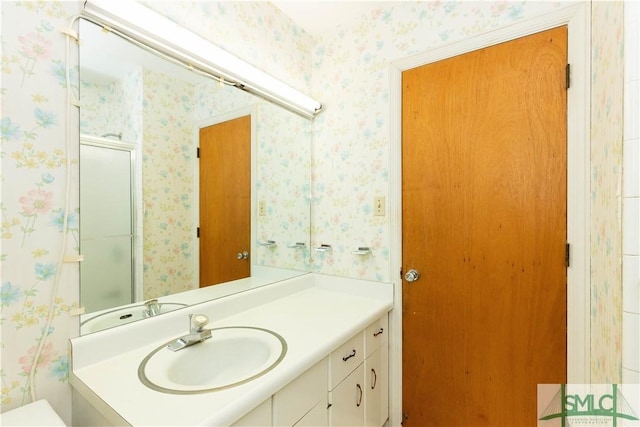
[
  {"xmin": 273, "ymin": 358, "xmax": 327, "ymax": 426},
  {"xmin": 329, "ymin": 332, "xmax": 363, "ymax": 390},
  {"xmin": 365, "ymin": 315, "xmax": 388, "ymax": 357}
]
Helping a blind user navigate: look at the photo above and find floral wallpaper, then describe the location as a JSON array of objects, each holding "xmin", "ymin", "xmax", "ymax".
[
  {"xmin": 252, "ymin": 101, "xmax": 312, "ymax": 269},
  {"xmin": 140, "ymin": 68, "xmax": 196, "ymax": 299},
  {"xmin": 79, "ymin": 67, "xmax": 144, "ymax": 143},
  {"xmin": 0, "ymin": 0, "xmax": 630, "ymax": 422},
  {"xmin": 1, "ymin": 1, "xmax": 81, "ymax": 421},
  {"xmin": 589, "ymin": 0, "xmax": 624, "ymax": 383},
  {"xmin": 79, "ymin": 78, "xmax": 126, "ymax": 137}
]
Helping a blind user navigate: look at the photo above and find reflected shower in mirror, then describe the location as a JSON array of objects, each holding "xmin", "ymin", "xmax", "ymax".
[{"xmin": 78, "ymin": 19, "xmax": 312, "ymax": 333}]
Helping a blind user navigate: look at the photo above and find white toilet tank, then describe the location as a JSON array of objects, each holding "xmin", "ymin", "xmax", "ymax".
[{"xmin": 0, "ymin": 400, "xmax": 66, "ymax": 426}]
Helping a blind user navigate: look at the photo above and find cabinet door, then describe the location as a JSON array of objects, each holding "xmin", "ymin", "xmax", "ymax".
[
  {"xmin": 273, "ymin": 359, "xmax": 327, "ymax": 426},
  {"xmin": 294, "ymin": 396, "xmax": 328, "ymax": 427},
  {"xmin": 365, "ymin": 345, "xmax": 388, "ymax": 427},
  {"xmin": 231, "ymin": 398, "xmax": 271, "ymax": 427},
  {"xmin": 329, "ymin": 364, "xmax": 365, "ymax": 426}
]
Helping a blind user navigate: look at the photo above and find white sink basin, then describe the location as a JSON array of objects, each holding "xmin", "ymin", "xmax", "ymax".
[
  {"xmin": 80, "ymin": 303, "xmax": 187, "ymax": 334},
  {"xmin": 138, "ymin": 326, "xmax": 287, "ymax": 394}
]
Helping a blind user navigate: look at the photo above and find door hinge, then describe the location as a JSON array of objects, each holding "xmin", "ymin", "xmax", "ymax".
[
  {"xmin": 402, "ymin": 412, "xmax": 409, "ymax": 424},
  {"xmin": 566, "ymin": 64, "xmax": 571, "ymax": 89},
  {"xmin": 197, "ymin": 227, "xmax": 200, "ymax": 238},
  {"xmin": 197, "ymin": 147, "xmax": 200, "ymax": 158},
  {"xmin": 565, "ymin": 242, "xmax": 570, "ymax": 267}
]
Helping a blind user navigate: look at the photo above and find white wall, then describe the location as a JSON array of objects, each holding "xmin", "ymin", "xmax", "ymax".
[{"xmin": 622, "ymin": 0, "xmax": 640, "ymax": 384}]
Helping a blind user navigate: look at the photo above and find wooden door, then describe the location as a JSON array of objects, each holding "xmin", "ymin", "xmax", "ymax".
[
  {"xmin": 199, "ymin": 115, "xmax": 251, "ymax": 286},
  {"xmin": 402, "ymin": 27, "xmax": 568, "ymax": 426}
]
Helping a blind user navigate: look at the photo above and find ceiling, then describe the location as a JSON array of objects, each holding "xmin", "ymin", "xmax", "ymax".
[{"xmin": 272, "ymin": 1, "xmax": 398, "ymax": 38}]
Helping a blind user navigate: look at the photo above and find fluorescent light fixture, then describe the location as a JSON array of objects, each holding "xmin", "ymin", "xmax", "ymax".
[{"xmin": 82, "ymin": 0, "xmax": 322, "ymax": 119}]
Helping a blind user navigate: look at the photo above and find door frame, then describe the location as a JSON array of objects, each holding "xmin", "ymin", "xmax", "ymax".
[
  {"xmin": 193, "ymin": 106, "xmax": 257, "ymax": 286},
  {"xmin": 388, "ymin": 3, "xmax": 591, "ymax": 425}
]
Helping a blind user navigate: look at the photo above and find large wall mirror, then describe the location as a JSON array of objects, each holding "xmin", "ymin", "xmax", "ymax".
[{"xmin": 78, "ymin": 18, "xmax": 312, "ymax": 334}]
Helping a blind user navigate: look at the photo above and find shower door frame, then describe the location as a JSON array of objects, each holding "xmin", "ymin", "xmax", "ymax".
[{"xmin": 80, "ymin": 135, "xmax": 140, "ymax": 309}]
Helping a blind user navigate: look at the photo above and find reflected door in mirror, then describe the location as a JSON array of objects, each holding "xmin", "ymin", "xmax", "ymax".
[{"xmin": 199, "ymin": 116, "xmax": 251, "ymax": 286}]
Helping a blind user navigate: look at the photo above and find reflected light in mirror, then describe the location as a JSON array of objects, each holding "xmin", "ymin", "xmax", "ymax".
[{"xmin": 82, "ymin": 0, "xmax": 322, "ymax": 119}]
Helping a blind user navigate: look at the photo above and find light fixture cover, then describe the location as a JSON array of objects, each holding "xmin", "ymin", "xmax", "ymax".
[{"xmin": 82, "ymin": 0, "xmax": 322, "ymax": 118}]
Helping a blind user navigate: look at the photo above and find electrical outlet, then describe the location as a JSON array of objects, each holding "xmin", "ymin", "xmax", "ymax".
[
  {"xmin": 258, "ymin": 200, "xmax": 266, "ymax": 216},
  {"xmin": 374, "ymin": 196, "xmax": 385, "ymax": 216}
]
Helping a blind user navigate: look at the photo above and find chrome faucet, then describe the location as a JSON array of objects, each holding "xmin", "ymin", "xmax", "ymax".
[
  {"xmin": 142, "ymin": 299, "xmax": 161, "ymax": 318},
  {"xmin": 167, "ymin": 314, "xmax": 212, "ymax": 352}
]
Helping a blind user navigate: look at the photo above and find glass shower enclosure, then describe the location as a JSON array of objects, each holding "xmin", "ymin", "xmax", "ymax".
[{"xmin": 80, "ymin": 137, "xmax": 135, "ymax": 313}]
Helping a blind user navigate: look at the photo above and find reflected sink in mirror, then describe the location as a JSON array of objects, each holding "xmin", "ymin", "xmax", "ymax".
[
  {"xmin": 138, "ymin": 326, "xmax": 287, "ymax": 394},
  {"xmin": 80, "ymin": 302, "xmax": 187, "ymax": 334}
]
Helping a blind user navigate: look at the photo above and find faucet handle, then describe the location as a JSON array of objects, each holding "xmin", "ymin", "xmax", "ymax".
[
  {"xmin": 144, "ymin": 299, "xmax": 159, "ymax": 307},
  {"xmin": 190, "ymin": 314, "xmax": 209, "ymax": 332},
  {"xmin": 142, "ymin": 299, "xmax": 160, "ymax": 318}
]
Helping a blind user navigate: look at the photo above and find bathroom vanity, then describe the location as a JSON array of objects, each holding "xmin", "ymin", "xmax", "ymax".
[{"xmin": 69, "ymin": 274, "xmax": 393, "ymax": 426}]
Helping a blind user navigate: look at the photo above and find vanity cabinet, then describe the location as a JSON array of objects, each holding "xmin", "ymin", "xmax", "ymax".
[
  {"xmin": 72, "ymin": 315, "xmax": 388, "ymax": 427},
  {"xmin": 328, "ymin": 314, "xmax": 389, "ymax": 427},
  {"xmin": 271, "ymin": 314, "xmax": 389, "ymax": 427},
  {"xmin": 69, "ymin": 274, "xmax": 393, "ymax": 427},
  {"xmin": 273, "ymin": 359, "xmax": 328, "ymax": 426}
]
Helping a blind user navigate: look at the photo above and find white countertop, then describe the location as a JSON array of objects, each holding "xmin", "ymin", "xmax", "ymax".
[
  {"xmin": 69, "ymin": 274, "xmax": 393, "ymax": 426},
  {"xmin": 79, "ymin": 267, "xmax": 306, "ymax": 334}
]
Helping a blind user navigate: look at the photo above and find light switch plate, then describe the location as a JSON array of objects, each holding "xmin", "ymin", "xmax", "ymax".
[{"xmin": 374, "ymin": 196, "xmax": 385, "ymax": 216}]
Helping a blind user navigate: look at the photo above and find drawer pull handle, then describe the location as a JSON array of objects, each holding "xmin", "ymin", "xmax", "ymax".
[
  {"xmin": 373, "ymin": 328, "xmax": 384, "ymax": 337},
  {"xmin": 356, "ymin": 384, "xmax": 363, "ymax": 407},
  {"xmin": 371, "ymin": 368, "xmax": 377, "ymax": 389},
  {"xmin": 342, "ymin": 349, "xmax": 356, "ymax": 362}
]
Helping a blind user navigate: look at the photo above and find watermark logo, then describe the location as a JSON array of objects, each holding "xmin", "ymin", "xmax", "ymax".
[{"xmin": 538, "ymin": 384, "xmax": 640, "ymax": 427}]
